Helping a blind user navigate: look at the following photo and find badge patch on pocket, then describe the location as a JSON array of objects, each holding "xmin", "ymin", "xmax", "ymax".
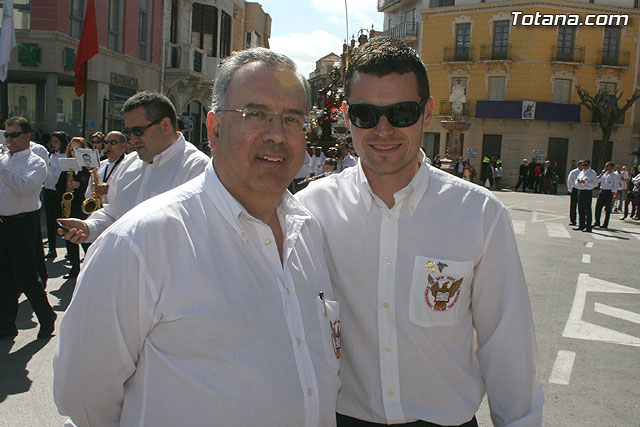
[
  {"xmin": 425, "ymin": 274, "xmax": 463, "ymax": 311},
  {"xmin": 329, "ymin": 319, "xmax": 341, "ymax": 359}
]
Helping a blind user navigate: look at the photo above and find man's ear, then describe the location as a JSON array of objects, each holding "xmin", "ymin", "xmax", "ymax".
[
  {"xmin": 206, "ymin": 111, "xmax": 220, "ymax": 150},
  {"xmin": 422, "ymin": 97, "xmax": 434, "ymax": 130}
]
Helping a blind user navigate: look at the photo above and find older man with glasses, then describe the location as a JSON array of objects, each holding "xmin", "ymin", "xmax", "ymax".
[
  {"xmin": 58, "ymin": 91, "xmax": 209, "ymax": 243},
  {"xmin": 83, "ymin": 130, "xmax": 128, "ymax": 204},
  {"xmin": 297, "ymin": 37, "xmax": 542, "ymax": 427}
]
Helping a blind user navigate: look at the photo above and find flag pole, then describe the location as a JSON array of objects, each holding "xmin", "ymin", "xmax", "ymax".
[{"xmin": 82, "ymin": 62, "xmax": 88, "ymax": 137}]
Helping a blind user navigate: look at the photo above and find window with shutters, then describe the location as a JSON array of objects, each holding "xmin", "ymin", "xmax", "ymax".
[
  {"xmin": 455, "ymin": 23, "xmax": 471, "ymax": 61},
  {"xmin": 170, "ymin": 0, "xmax": 178, "ymax": 44},
  {"xmin": 602, "ymin": 26, "xmax": 620, "ymax": 64},
  {"xmin": 192, "ymin": 3, "xmax": 218, "ymax": 57},
  {"xmin": 557, "ymin": 26, "xmax": 575, "ymax": 61},
  {"xmin": 489, "ymin": 77, "xmax": 505, "ymax": 101},
  {"xmin": 220, "ymin": 11, "xmax": 232, "ymax": 58},
  {"xmin": 492, "ymin": 21, "xmax": 509, "ymax": 59},
  {"xmin": 107, "ymin": 0, "xmax": 120, "ymax": 51},
  {"xmin": 553, "ymin": 79, "xmax": 571, "ymax": 104},
  {"xmin": 70, "ymin": 0, "xmax": 84, "ymax": 39},
  {"xmin": 138, "ymin": 0, "xmax": 150, "ymax": 60}
]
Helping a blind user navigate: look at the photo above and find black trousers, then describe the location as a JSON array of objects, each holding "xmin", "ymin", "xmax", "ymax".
[
  {"xmin": 578, "ymin": 189, "xmax": 593, "ymax": 231},
  {"xmin": 43, "ymin": 188, "xmax": 60, "ymax": 253},
  {"xmin": 569, "ymin": 188, "xmax": 579, "ymax": 224},
  {"xmin": 0, "ymin": 211, "xmax": 55, "ymax": 334},
  {"xmin": 594, "ymin": 189, "xmax": 613, "ymax": 228},
  {"xmin": 337, "ymin": 414, "xmax": 478, "ymax": 427}
]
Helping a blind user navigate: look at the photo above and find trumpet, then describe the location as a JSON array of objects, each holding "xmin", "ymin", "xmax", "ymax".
[
  {"xmin": 61, "ymin": 170, "xmax": 74, "ymax": 217},
  {"xmin": 82, "ymin": 167, "xmax": 103, "ymax": 214}
]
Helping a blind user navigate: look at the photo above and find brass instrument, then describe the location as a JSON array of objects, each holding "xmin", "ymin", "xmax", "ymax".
[
  {"xmin": 82, "ymin": 167, "xmax": 103, "ymax": 214},
  {"xmin": 61, "ymin": 170, "xmax": 75, "ymax": 218}
]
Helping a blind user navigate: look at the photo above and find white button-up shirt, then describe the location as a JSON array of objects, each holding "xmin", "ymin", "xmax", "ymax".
[
  {"xmin": 567, "ymin": 167, "xmax": 580, "ymax": 192},
  {"xmin": 84, "ymin": 155, "xmax": 126, "ymax": 200},
  {"xmin": 54, "ymin": 162, "xmax": 341, "ymax": 427},
  {"xmin": 84, "ymin": 135, "xmax": 209, "ymax": 242},
  {"xmin": 598, "ymin": 171, "xmax": 620, "ymax": 191},
  {"xmin": 575, "ymin": 167, "xmax": 598, "ymax": 190},
  {"xmin": 297, "ymin": 154, "xmax": 543, "ymax": 426},
  {"xmin": 0, "ymin": 148, "xmax": 46, "ymax": 216}
]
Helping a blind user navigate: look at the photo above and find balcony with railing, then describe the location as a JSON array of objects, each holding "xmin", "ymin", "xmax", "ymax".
[
  {"xmin": 551, "ymin": 45, "xmax": 585, "ymax": 63},
  {"xmin": 165, "ymin": 43, "xmax": 220, "ymax": 78},
  {"xmin": 439, "ymin": 100, "xmax": 474, "ymax": 117},
  {"xmin": 378, "ymin": 0, "xmax": 401, "ymax": 11},
  {"xmin": 383, "ymin": 22, "xmax": 418, "ymax": 41},
  {"xmin": 443, "ymin": 46, "xmax": 474, "ymax": 62},
  {"xmin": 480, "ymin": 44, "xmax": 512, "ymax": 61},
  {"xmin": 596, "ymin": 49, "xmax": 630, "ymax": 67}
]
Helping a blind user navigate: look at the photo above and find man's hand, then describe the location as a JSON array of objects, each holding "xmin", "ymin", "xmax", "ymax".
[
  {"xmin": 57, "ymin": 218, "xmax": 90, "ymax": 244},
  {"xmin": 95, "ymin": 182, "xmax": 109, "ymax": 197}
]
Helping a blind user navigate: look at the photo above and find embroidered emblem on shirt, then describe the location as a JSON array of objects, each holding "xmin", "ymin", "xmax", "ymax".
[
  {"xmin": 330, "ymin": 320, "xmax": 341, "ymax": 359},
  {"xmin": 437, "ymin": 262, "xmax": 448, "ymax": 273},
  {"xmin": 425, "ymin": 274, "xmax": 463, "ymax": 311},
  {"xmin": 425, "ymin": 261, "xmax": 436, "ymax": 273}
]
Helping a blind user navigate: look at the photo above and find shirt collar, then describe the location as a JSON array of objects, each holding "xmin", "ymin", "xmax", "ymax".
[
  {"xmin": 355, "ymin": 149, "xmax": 430, "ymax": 215},
  {"xmin": 9, "ymin": 147, "xmax": 31, "ymax": 160},
  {"xmin": 149, "ymin": 134, "xmax": 184, "ymax": 167}
]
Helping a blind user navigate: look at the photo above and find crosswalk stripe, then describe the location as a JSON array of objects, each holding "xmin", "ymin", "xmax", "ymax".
[
  {"xmin": 545, "ymin": 223, "xmax": 571, "ymax": 238},
  {"xmin": 590, "ymin": 230, "xmax": 618, "ymax": 240},
  {"xmin": 512, "ymin": 220, "xmax": 525, "ymax": 235},
  {"xmin": 622, "ymin": 228, "xmax": 640, "ymax": 240}
]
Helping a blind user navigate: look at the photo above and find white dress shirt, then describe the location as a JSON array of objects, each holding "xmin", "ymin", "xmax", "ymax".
[
  {"xmin": 53, "ymin": 162, "xmax": 341, "ymax": 427},
  {"xmin": 296, "ymin": 151, "xmax": 311, "ymax": 179},
  {"xmin": 44, "ymin": 152, "xmax": 65, "ymax": 191},
  {"xmin": 313, "ymin": 153, "xmax": 326, "ymax": 175},
  {"xmin": 598, "ymin": 171, "xmax": 619, "ymax": 191},
  {"xmin": 84, "ymin": 135, "xmax": 209, "ymax": 242},
  {"xmin": 84, "ymin": 155, "xmax": 126, "ymax": 201},
  {"xmin": 297, "ymin": 153, "xmax": 543, "ymax": 426},
  {"xmin": 337, "ymin": 153, "xmax": 357, "ymax": 172},
  {"xmin": 567, "ymin": 167, "xmax": 580, "ymax": 192},
  {"xmin": 614, "ymin": 170, "xmax": 628, "ymax": 191},
  {"xmin": 30, "ymin": 141, "xmax": 49, "ymax": 164},
  {"xmin": 0, "ymin": 148, "xmax": 47, "ymax": 216},
  {"xmin": 575, "ymin": 168, "xmax": 598, "ymax": 190}
]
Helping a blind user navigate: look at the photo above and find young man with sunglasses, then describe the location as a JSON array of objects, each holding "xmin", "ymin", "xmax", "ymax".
[
  {"xmin": 58, "ymin": 91, "xmax": 209, "ymax": 243},
  {"xmin": 297, "ymin": 37, "xmax": 542, "ymax": 427}
]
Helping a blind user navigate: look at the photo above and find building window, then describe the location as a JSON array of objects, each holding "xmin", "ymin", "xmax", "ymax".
[
  {"xmin": 70, "ymin": 0, "xmax": 84, "ymax": 38},
  {"xmin": 170, "ymin": 0, "xmax": 179, "ymax": 44},
  {"xmin": 429, "ymin": 0, "xmax": 454, "ymax": 6},
  {"xmin": 489, "ymin": 77, "xmax": 505, "ymax": 101},
  {"xmin": 557, "ymin": 26, "xmax": 575, "ymax": 61},
  {"xmin": 602, "ymin": 26, "xmax": 620, "ymax": 64},
  {"xmin": 553, "ymin": 79, "xmax": 571, "ymax": 104},
  {"xmin": 492, "ymin": 21, "xmax": 509, "ymax": 59},
  {"xmin": 220, "ymin": 11, "xmax": 232, "ymax": 58},
  {"xmin": 107, "ymin": 0, "xmax": 120, "ymax": 51},
  {"xmin": 0, "ymin": 0, "xmax": 30, "ymax": 29},
  {"xmin": 72, "ymin": 100, "xmax": 82, "ymax": 124},
  {"xmin": 138, "ymin": 0, "xmax": 150, "ymax": 60},
  {"xmin": 599, "ymin": 82, "xmax": 617, "ymax": 95},
  {"xmin": 245, "ymin": 32, "xmax": 252, "ymax": 49},
  {"xmin": 455, "ymin": 23, "xmax": 471, "ymax": 61},
  {"xmin": 192, "ymin": 3, "xmax": 218, "ymax": 56}
]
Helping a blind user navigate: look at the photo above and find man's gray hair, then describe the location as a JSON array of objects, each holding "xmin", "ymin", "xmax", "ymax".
[{"xmin": 211, "ymin": 48, "xmax": 311, "ymax": 113}]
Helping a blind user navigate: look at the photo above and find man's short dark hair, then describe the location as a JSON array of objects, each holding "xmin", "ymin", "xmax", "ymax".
[
  {"xmin": 123, "ymin": 91, "xmax": 177, "ymax": 131},
  {"xmin": 344, "ymin": 36, "xmax": 430, "ymax": 101},
  {"xmin": 5, "ymin": 116, "xmax": 32, "ymax": 133},
  {"xmin": 177, "ymin": 117, "xmax": 185, "ymax": 132}
]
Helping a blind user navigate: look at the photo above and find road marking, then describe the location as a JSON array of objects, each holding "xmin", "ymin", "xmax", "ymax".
[
  {"xmin": 594, "ymin": 303, "xmax": 640, "ymax": 324},
  {"xmin": 548, "ymin": 350, "xmax": 576, "ymax": 385},
  {"xmin": 531, "ymin": 210, "xmax": 565, "ymax": 223},
  {"xmin": 582, "ymin": 254, "xmax": 591, "ymax": 263},
  {"xmin": 590, "ymin": 230, "xmax": 617, "ymax": 241},
  {"xmin": 563, "ymin": 274, "xmax": 640, "ymax": 347},
  {"xmin": 546, "ymin": 223, "xmax": 571, "ymax": 238},
  {"xmin": 585, "ymin": 242, "xmax": 594, "ymax": 248},
  {"xmin": 622, "ymin": 228, "xmax": 640, "ymax": 240},
  {"xmin": 512, "ymin": 220, "xmax": 525, "ymax": 235}
]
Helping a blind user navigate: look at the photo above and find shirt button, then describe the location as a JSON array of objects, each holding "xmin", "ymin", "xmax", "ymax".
[
  {"xmin": 384, "ymin": 257, "xmax": 391, "ymax": 264},
  {"xmin": 240, "ymin": 232, "xmax": 246, "ymax": 238},
  {"xmin": 387, "ymin": 390, "xmax": 395, "ymax": 397},
  {"xmin": 307, "ymin": 388, "xmax": 313, "ymax": 396},
  {"xmin": 385, "ymin": 347, "xmax": 392, "ymax": 353},
  {"xmin": 286, "ymin": 288, "xmax": 291, "ymax": 295},
  {"xmin": 410, "ymin": 206, "xmax": 415, "ymax": 212},
  {"xmin": 265, "ymin": 239, "xmax": 272, "ymax": 246},
  {"xmin": 386, "ymin": 213, "xmax": 393, "ymax": 219},
  {"xmin": 296, "ymin": 337, "xmax": 302, "ymax": 345},
  {"xmin": 382, "ymin": 302, "xmax": 390, "ymax": 309}
]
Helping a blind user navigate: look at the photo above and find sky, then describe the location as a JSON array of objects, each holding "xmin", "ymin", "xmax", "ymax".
[{"xmin": 257, "ymin": 0, "xmax": 384, "ymax": 78}]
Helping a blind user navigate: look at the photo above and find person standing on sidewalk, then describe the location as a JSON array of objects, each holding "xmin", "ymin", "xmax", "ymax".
[
  {"xmin": 574, "ymin": 159, "xmax": 598, "ymax": 233},
  {"xmin": 593, "ymin": 161, "xmax": 619, "ymax": 230},
  {"xmin": 567, "ymin": 160, "xmax": 582, "ymax": 226}
]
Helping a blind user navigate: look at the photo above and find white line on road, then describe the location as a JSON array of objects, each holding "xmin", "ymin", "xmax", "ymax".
[
  {"xmin": 594, "ymin": 303, "xmax": 640, "ymax": 324},
  {"xmin": 582, "ymin": 254, "xmax": 591, "ymax": 263},
  {"xmin": 622, "ymin": 228, "xmax": 640, "ymax": 240},
  {"xmin": 548, "ymin": 350, "xmax": 576, "ymax": 385},
  {"xmin": 512, "ymin": 220, "xmax": 525, "ymax": 235},
  {"xmin": 546, "ymin": 223, "xmax": 571, "ymax": 238},
  {"xmin": 590, "ymin": 230, "xmax": 617, "ymax": 241},
  {"xmin": 585, "ymin": 242, "xmax": 594, "ymax": 248}
]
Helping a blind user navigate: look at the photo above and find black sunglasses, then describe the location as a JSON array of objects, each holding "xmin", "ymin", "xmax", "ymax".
[
  {"xmin": 4, "ymin": 131, "xmax": 27, "ymax": 139},
  {"xmin": 123, "ymin": 117, "xmax": 163, "ymax": 138},
  {"xmin": 347, "ymin": 98, "xmax": 429, "ymax": 129}
]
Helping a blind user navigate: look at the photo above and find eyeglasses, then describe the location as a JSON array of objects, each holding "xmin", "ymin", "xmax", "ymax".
[
  {"xmin": 106, "ymin": 139, "xmax": 122, "ymax": 145},
  {"xmin": 123, "ymin": 117, "xmax": 164, "ymax": 138},
  {"xmin": 4, "ymin": 131, "xmax": 27, "ymax": 139},
  {"xmin": 217, "ymin": 108, "xmax": 310, "ymax": 134},
  {"xmin": 347, "ymin": 98, "xmax": 429, "ymax": 129}
]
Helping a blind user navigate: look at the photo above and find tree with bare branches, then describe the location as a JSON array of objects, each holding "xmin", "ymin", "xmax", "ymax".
[{"xmin": 575, "ymin": 86, "xmax": 640, "ymax": 170}]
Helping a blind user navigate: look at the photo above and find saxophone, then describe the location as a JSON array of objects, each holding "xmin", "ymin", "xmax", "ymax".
[
  {"xmin": 82, "ymin": 167, "xmax": 103, "ymax": 214},
  {"xmin": 61, "ymin": 170, "xmax": 75, "ymax": 218}
]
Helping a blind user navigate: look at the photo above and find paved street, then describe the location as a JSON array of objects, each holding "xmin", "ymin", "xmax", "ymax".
[{"xmin": 1, "ymin": 189, "xmax": 639, "ymax": 426}]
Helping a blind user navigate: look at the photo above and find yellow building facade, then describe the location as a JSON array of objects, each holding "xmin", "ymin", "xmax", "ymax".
[{"xmin": 421, "ymin": 0, "xmax": 640, "ymax": 185}]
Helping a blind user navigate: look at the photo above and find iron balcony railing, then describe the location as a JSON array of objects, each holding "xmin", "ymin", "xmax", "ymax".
[
  {"xmin": 480, "ymin": 44, "xmax": 512, "ymax": 61},
  {"xmin": 551, "ymin": 45, "xmax": 585, "ymax": 63},
  {"xmin": 444, "ymin": 45, "xmax": 474, "ymax": 62},
  {"xmin": 596, "ymin": 49, "xmax": 630, "ymax": 67},
  {"xmin": 383, "ymin": 22, "xmax": 419, "ymax": 40}
]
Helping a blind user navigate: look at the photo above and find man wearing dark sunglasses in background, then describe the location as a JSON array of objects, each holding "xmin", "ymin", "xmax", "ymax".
[
  {"xmin": 58, "ymin": 91, "xmax": 209, "ymax": 244},
  {"xmin": 297, "ymin": 37, "xmax": 543, "ymax": 427}
]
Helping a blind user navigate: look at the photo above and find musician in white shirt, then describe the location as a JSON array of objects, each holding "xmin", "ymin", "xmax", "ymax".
[
  {"xmin": 566, "ymin": 161, "xmax": 582, "ymax": 226},
  {"xmin": 593, "ymin": 161, "xmax": 620, "ymax": 229},
  {"xmin": 574, "ymin": 159, "xmax": 599, "ymax": 232},
  {"xmin": 83, "ymin": 131, "xmax": 128, "ymax": 204}
]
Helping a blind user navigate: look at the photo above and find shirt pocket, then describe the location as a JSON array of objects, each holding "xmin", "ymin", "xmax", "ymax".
[
  {"xmin": 316, "ymin": 296, "xmax": 341, "ymax": 374},
  {"xmin": 409, "ymin": 256, "xmax": 474, "ymax": 327}
]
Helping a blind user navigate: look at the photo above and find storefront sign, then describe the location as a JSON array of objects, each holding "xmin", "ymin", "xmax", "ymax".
[{"xmin": 110, "ymin": 73, "xmax": 139, "ymax": 90}]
